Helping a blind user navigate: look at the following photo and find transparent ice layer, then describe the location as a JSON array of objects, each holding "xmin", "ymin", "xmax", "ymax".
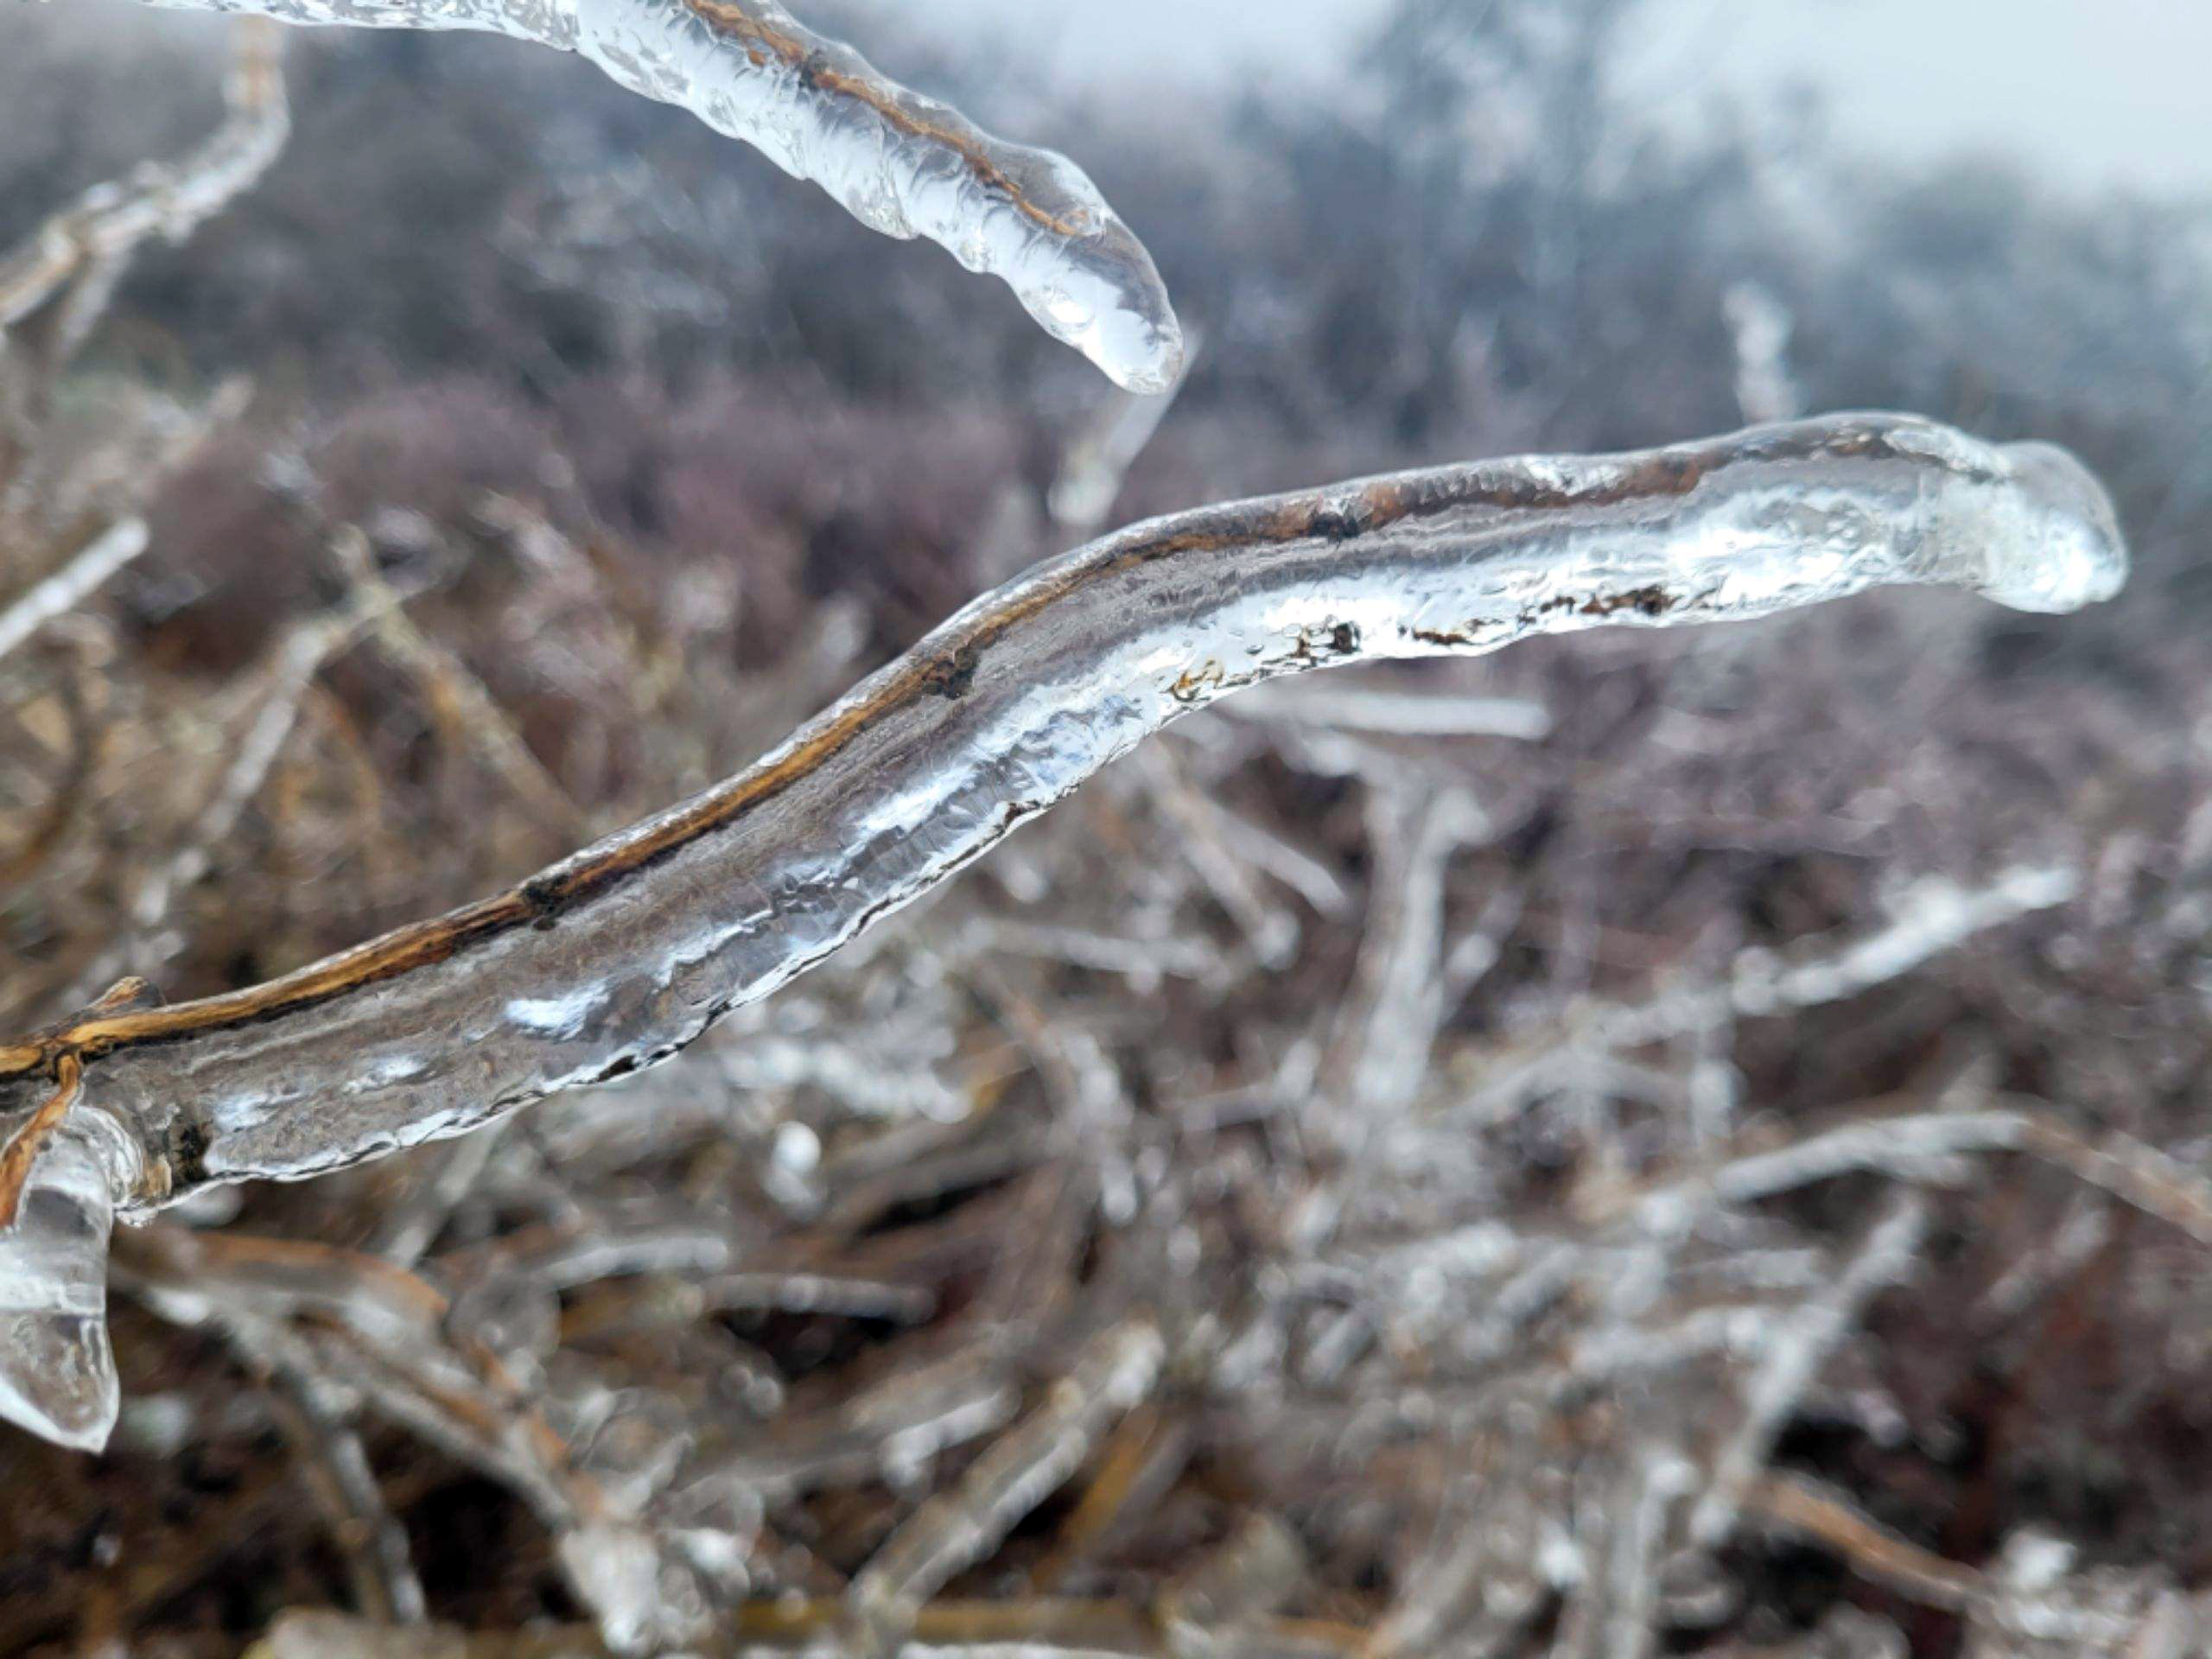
[
  {"xmin": 132, "ymin": 0, "xmax": 1185, "ymax": 390},
  {"xmin": 0, "ymin": 1116, "xmax": 139, "ymax": 1450},
  {"xmin": 0, "ymin": 412, "xmax": 2129, "ymax": 1451}
]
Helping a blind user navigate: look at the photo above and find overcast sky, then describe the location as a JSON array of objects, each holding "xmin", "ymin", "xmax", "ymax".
[
  {"xmin": 931, "ymin": 0, "xmax": 2212, "ymax": 198},
  {"xmin": 39, "ymin": 0, "xmax": 2212, "ymax": 199}
]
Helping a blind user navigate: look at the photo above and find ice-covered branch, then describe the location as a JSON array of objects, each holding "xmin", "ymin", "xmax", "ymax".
[
  {"xmin": 1748, "ymin": 1476, "xmax": 2210, "ymax": 1654},
  {"xmin": 0, "ymin": 20, "xmax": 288, "ymax": 339},
  {"xmin": 0, "ymin": 518, "xmax": 149, "ymax": 664},
  {"xmin": 0, "ymin": 411, "xmax": 2128, "ymax": 1452},
  {"xmin": 1689, "ymin": 1193, "xmax": 1928, "ymax": 1544},
  {"xmin": 1608, "ymin": 1103, "xmax": 2212, "ymax": 1249},
  {"xmin": 1460, "ymin": 863, "xmax": 2082, "ymax": 1130},
  {"xmin": 1224, "ymin": 677, "xmax": 1553, "ymax": 741},
  {"xmin": 130, "ymin": 0, "xmax": 1183, "ymax": 391},
  {"xmin": 1606, "ymin": 863, "xmax": 2081, "ymax": 1050},
  {"xmin": 847, "ymin": 1318, "xmax": 1166, "ymax": 1647}
]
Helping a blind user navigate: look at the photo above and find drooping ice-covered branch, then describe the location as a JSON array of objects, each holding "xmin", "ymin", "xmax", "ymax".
[
  {"xmin": 0, "ymin": 411, "xmax": 2129, "ymax": 1452},
  {"xmin": 130, "ymin": 0, "xmax": 1184, "ymax": 391}
]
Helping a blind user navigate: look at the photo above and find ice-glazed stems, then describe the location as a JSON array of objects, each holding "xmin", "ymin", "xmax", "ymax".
[
  {"xmin": 0, "ymin": 412, "xmax": 2124, "ymax": 1189},
  {"xmin": 0, "ymin": 412, "xmax": 2127, "ymax": 1452},
  {"xmin": 130, "ymin": 0, "xmax": 1184, "ymax": 391}
]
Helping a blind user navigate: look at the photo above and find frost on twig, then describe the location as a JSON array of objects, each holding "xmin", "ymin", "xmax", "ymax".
[
  {"xmin": 1723, "ymin": 282, "xmax": 1800, "ymax": 426},
  {"xmin": 1605, "ymin": 1101, "xmax": 2212, "ymax": 1252},
  {"xmin": 252, "ymin": 1325, "xmax": 430, "ymax": 1624},
  {"xmin": 134, "ymin": 0, "xmax": 1183, "ymax": 391},
  {"xmin": 694, "ymin": 1348, "xmax": 1020, "ymax": 1503},
  {"xmin": 1361, "ymin": 1440, "xmax": 1569, "ymax": 1659},
  {"xmin": 1329, "ymin": 785, "xmax": 1491, "ymax": 1135},
  {"xmin": 1137, "ymin": 743, "xmax": 1304, "ymax": 970}
]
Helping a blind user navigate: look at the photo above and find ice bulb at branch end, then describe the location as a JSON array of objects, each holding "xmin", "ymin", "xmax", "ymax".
[
  {"xmin": 0, "ymin": 1125, "xmax": 123, "ymax": 1452},
  {"xmin": 1980, "ymin": 441, "xmax": 2130, "ymax": 613},
  {"xmin": 1892, "ymin": 428, "xmax": 2126, "ymax": 616},
  {"xmin": 1016, "ymin": 243, "xmax": 1185, "ymax": 395}
]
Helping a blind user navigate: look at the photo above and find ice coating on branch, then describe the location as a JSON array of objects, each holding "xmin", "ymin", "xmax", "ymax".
[
  {"xmin": 0, "ymin": 413, "xmax": 2128, "ymax": 1452},
  {"xmin": 1971, "ymin": 440, "xmax": 2128, "ymax": 612},
  {"xmin": 130, "ymin": 0, "xmax": 1184, "ymax": 391},
  {"xmin": 0, "ymin": 21, "xmax": 288, "ymax": 334},
  {"xmin": 0, "ymin": 519, "xmax": 149, "ymax": 664},
  {"xmin": 0, "ymin": 1121, "xmax": 134, "ymax": 1451}
]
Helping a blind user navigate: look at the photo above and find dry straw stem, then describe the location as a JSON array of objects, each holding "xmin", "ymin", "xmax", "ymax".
[
  {"xmin": 112, "ymin": 1223, "xmax": 648, "ymax": 1612},
  {"xmin": 0, "ymin": 636, "xmax": 96, "ymax": 887},
  {"xmin": 0, "ymin": 1049, "xmax": 80, "ymax": 1230},
  {"xmin": 57, "ymin": 580, "xmax": 410, "ymax": 1008},
  {"xmin": 1738, "ymin": 1472, "xmax": 2205, "ymax": 1649},
  {"xmin": 1690, "ymin": 1193, "xmax": 1929, "ymax": 1545}
]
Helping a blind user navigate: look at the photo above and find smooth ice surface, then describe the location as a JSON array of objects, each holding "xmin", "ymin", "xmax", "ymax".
[
  {"xmin": 130, "ymin": 0, "xmax": 1184, "ymax": 390},
  {"xmin": 0, "ymin": 1120, "xmax": 130, "ymax": 1451},
  {"xmin": 0, "ymin": 413, "xmax": 2129, "ymax": 1452}
]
